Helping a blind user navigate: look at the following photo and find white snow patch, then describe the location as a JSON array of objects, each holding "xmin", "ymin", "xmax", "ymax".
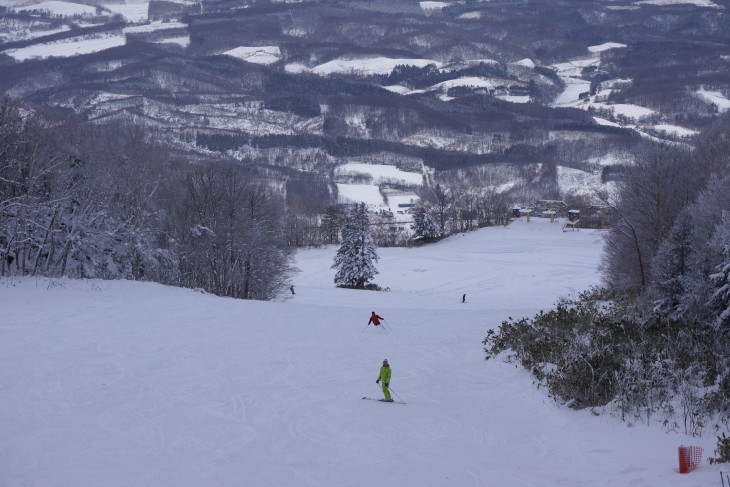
[
  {"xmin": 155, "ymin": 36, "xmax": 189, "ymax": 47},
  {"xmin": 553, "ymin": 58, "xmax": 600, "ymax": 78},
  {"xmin": 651, "ymin": 124, "xmax": 698, "ymax": 137},
  {"xmin": 553, "ymin": 77, "xmax": 591, "ymax": 106},
  {"xmin": 284, "ymin": 63, "xmax": 309, "ymax": 73},
  {"xmin": 13, "ymin": 0, "xmax": 96, "ymax": 17},
  {"xmin": 589, "ymin": 151, "xmax": 629, "ymax": 167},
  {"xmin": 335, "ymin": 164, "xmax": 423, "ymax": 186},
  {"xmin": 557, "ymin": 166, "xmax": 602, "ymax": 197},
  {"xmin": 515, "ymin": 58, "xmax": 536, "ymax": 68},
  {"xmin": 495, "ymin": 181, "xmax": 517, "ymax": 193},
  {"xmin": 312, "ymin": 57, "xmax": 441, "ymax": 76},
  {"xmin": 382, "ymin": 85, "xmax": 412, "ymax": 94},
  {"xmin": 593, "ymin": 116, "xmax": 622, "ymax": 127},
  {"xmin": 636, "ymin": 0, "xmax": 721, "ymax": 7},
  {"xmin": 696, "ymin": 87, "xmax": 730, "ymax": 112},
  {"xmin": 5, "ymin": 34, "xmax": 126, "ymax": 61},
  {"xmin": 223, "ymin": 46, "xmax": 281, "ymax": 65},
  {"xmin": 457, "ymin": 11, "xmax": 481, "ymax": 19},
  {"xmin": 0, "ymin": 25, "xmax": 71, "ymax": 43},
  {"xmin": 592, "ymin": 102, "xmax": 656, "ymax": 120},
  {"xmin": 336, "ymin": 183, "xmax": 385, "ymax": 208},
  {"xmin": 497, "ymin": 95, "xmax": 531, "ymax": 104},
  {"xmin": 123, "ymin": 21, "xmax": 187, "ymax": 34},
  {"xmin": 420, "ymin": 1, "xmax": 448, "ymax": 10},
  {"xmin": 588, "ymin": 42, "xmax": 627, "ymax": 53},
  {"xmin": 102, "ymin": 2, "xmax": 150, "ymax": 22},
  {"xmin": 431, "ymin": 76, "xmax": 499, "ymax": 91}
]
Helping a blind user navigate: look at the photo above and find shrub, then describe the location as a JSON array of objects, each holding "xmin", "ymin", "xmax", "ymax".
[{"xmin": 484, "ymin": 287, "xmax": 730, "ymax": 435}]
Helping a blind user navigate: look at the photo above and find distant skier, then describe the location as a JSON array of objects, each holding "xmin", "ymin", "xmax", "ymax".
[
  {"xmin": 462, "ymin": 293, "xmax": 466, "ymax": 303},
  {"xmin": 368, "ymin": 311, "xmax": 384, "ymax": 327},
  {"xmin": 290, "ymin": 285, "xmax": 295, "ymax": 295},
  {"xmin": 376, "ymin": 359, "xmax": 392, "ymax": 402}
]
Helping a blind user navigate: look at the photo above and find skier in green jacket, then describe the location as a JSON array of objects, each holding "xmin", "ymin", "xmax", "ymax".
[{"xmin": 376, "ymin": 359, "xmax": 392, "ymax": 402}]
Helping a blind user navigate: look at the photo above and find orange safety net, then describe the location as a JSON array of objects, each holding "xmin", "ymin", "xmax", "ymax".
[{"xmin": 678, "ymin": 445, "xmax": 703, "ymax": 473}]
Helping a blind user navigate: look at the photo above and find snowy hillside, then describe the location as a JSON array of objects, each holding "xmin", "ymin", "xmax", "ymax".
[{"xmin": 0, "ymin": 219, "xmax": 717, "ymax": 487}]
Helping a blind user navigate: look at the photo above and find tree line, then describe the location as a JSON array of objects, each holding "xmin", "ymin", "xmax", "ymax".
[
  {"xmin": 0, "ymin": 99, "xmax": 292, "ymax": 299},
  {"xmin": 484, "ymin": 114, "xmax": 730, "ymax": 435}
]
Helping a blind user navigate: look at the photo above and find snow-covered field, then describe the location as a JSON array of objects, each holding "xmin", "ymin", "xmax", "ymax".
[
  {"xmin": 312, "ymin": 57, "xmax": 442, "ymax": 76},
  {"xmin": 0, "ymin": 220, "xmax": 718, "ymax": 487},
  {"xmin": 11, "ymin": 1, "xmax": 97, "ymax": 17},
  {"xmin": 223, "ymin": 46, "xmax": 282, "ymax": 65},
  {"xmin": 336, "ymin": 183, "xmax": 386, "ymax": 208},
  {"xmin": 549, "ymin": 43, "xmax": 702, "ymax": 141},
  {"xmin": 335, "ymin": 163, "xmax": 424, "ymax": 187},
  {"xmin": 102, "ymin": 2, "xmax": 150, "ymax": 22},
  {"xmin": 334, "ymin": 162, "xmax": 422, "ymax": 221},
  {"xmin": 697, "ymin": 87, "xmax": 730, "ymax": 113},
  {"xmin": 4, "ymin": 34, "xmax": 127, "ymax": 61},
  {"xmin": 123, "ymin": 22, "xmax": 187, "ymax": 34}
]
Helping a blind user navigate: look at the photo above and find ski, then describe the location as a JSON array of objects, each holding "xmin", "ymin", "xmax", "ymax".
[{"xmin": 362, "ymin": 396, "xmax": 406, "ymax": 404}]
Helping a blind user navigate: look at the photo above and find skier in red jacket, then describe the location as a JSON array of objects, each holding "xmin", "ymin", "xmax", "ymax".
[{"xmin": 368, "ymin": 311, "xmax": 384, "ymax": 327}]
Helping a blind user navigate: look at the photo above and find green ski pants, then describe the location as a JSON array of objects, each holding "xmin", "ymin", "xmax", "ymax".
[{"xmin": 382, "ymin": 383, "xmax": 392, "ymax": 401}]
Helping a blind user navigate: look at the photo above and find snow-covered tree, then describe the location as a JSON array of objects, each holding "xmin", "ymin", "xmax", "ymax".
[
  {"xmin": 651, "ymin": 210, "xmax": 695, "ymax": 318},
  {"xmin": 331, "ymin": 203, "xmax": 378, "ymax": 289},
  {"xmin": 411, "ymin": 207, "xmax": 441, "ymax": 241},
  {"xmin": 710, "ymin": 211, "xmax": 730, "ymax": 330}
]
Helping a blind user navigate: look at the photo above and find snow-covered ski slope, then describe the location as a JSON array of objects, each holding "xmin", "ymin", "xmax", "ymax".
[{"xmin": 0, "ymin": 219, "xmax": 716, "ymax": 487}]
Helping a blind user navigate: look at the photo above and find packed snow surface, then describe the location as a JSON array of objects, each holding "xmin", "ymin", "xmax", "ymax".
[{"xmin": 0, "ymin": 220, "xmax": 717, "ymax": 487}]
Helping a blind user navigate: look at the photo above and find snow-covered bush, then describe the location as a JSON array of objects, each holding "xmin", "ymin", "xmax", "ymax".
[
  {"xmin": 709, "ymin": 433, "xmax": 730, "ymax": 465},
  {"xmin": 484, "ymin": 287, "xmax": 730, "ymax": 434},
  {"xmin": 484, "ymin": 288, "xmax": 632, "ymax": 409}
]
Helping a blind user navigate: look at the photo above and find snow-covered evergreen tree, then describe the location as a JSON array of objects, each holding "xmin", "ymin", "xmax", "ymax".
[
  {"xmin": 411, "ymin": 207, "xmax": 441, "ymax": 241},
  {"xmin": 331, "ymin": 203, "xmax": 379, "ymax": 289},
  {"xmin": 710, "ymin": 211, "xmax": 730, "ymax": 330},
  {"xmin": 651, "ymin": 210, "xmax": 695, "ymax": 318}
]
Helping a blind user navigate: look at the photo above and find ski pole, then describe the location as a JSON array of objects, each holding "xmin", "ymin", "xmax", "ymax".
[
  {"xmin": 361, "ymin": 323, "xmax": 370, "ymax": 332},
  {"xmin": 388, "ymin": 386, "xmax": 406, "ymax": 404}
]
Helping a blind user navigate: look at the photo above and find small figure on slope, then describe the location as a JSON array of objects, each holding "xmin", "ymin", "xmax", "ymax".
[
  {"xmin": 376, "ymin": 359, "xmax": 392, "ymax": 402},
  {"xmin": 462, "ymin": 293, "xmax": 466, "ymax": 303},
  {"xmin": 290, "ymin": 285, "xmax": 295, "ymax": 295},
  {"xmin": 368, "ymin": 311, "xmax": 384, "ymax": 327}
]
